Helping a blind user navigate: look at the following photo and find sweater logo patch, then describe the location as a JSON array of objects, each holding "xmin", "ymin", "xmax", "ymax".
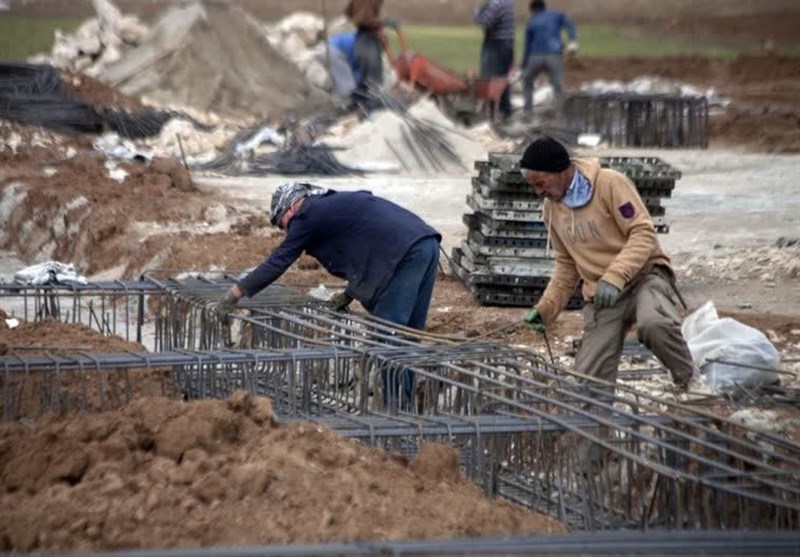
[{"xmin": 618, "ymin": 202, "xmax": 635, "ymax": 219}]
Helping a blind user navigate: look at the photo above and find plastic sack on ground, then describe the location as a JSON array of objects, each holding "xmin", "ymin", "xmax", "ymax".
[
  {"xmin": 681, "ymin": 301, "xmax": 780, "ymax": 395},
  {"xmin": 14, "ymin": 261, "xmax": 88, "ymax": 285}
]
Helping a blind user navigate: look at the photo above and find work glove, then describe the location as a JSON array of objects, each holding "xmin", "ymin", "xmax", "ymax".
[
  {"xmin": 382, "ymin": 17, "xmax": 400, "ymax": 30},
  {"xmin": 329, "ymin": 291, "xmax": 353, "ymax": 312},
  {"xmin": 524, "ymin": 308, "xmax": 546, "ymax": 334},
  {"xmin": 593, "ymin": 280, "xmax": 620, "ymax": 310},
  {"xmin": 566, "ymin": 41, "xmax": 579, "ymax": 56},
  {"xmin": 211, "ymin": 289, "xmax": 239, "ymax": 316}
]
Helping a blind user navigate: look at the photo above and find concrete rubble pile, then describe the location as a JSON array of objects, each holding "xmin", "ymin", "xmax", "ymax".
[
  {"xmin": 321, "ymin": 98, "xmax": 487, "ymax": 174},
  {"xmin": 264, "ymin": 12, "xmax": 333, "ymax": 93},
  {"xmin": 451, "ymin": 154, "xmax": 678, "ymax": 307},
  {"xmin": 98, "ymin": 1, "xmax": 314, "ymax": 118},
  {"xmin": 264, "ymin": 12, "xmax": 394, "ymax": 96},
  {"xmin": 29, "ymin": 0, "xmax": 148, "ymax": 78}
]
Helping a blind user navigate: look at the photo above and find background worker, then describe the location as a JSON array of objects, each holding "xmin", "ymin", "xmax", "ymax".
[
  {"xmin": 520, "ymin": 137, "xmax": 693, "ymax": 392},
  {"xmin": 473, "ymin": 0, "xmax": 516, "ymax": 122},
  {"xmin": 214, "ymin": 182, "xmax": 441, "ymax": 409},
  {"xmin": 521, "ymin": 0, "xmax": 578, "ymax": 120},
  {"xmin": 344, "ymin": 0, "xmax": 398, "ymax": 111}
]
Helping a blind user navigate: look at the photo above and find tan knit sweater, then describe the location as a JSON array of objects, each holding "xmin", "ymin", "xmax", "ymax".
[{"xmin": 534, "ymin": 158, "xmax": 671, "ymax": 324}]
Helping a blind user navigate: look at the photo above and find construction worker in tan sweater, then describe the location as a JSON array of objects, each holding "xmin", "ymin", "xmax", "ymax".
[{"xmin": 520, "ymin": 137, "xmax": 693, "ymax": 391}]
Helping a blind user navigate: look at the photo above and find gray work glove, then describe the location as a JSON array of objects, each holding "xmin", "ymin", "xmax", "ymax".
[
  {"xmin": 524, "ymin": 308, "xmax": 546, "ymax": 334},
  {"xmin": 593, "ymin": 280, "xmax": 620, "ymax": 310},
  {"xmin": 211, "ymin": 289, "xmax": 239, "ymax": 316},
  {"xmin": 329, "ymin": 291, "xmax": 353, "ymax": 312},
  {"xmin": 382, "ymin": 17, "xmax": 400, "ymax": 30},
  {"xmin": 566, "ymin": 40, "xmax": 579, "ymax": 56}
]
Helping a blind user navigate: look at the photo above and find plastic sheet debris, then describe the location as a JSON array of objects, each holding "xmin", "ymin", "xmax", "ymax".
[
  {"xmin": 14, "ymin": 261, "xmax": 89, "ymax": 286},
  {"xmin": 682, "ymin": 300, "xmax": 781, "ymax": 395},
  {"xmin": 234, "ymin": 126, "xmax": 283, "ymax": 156}
]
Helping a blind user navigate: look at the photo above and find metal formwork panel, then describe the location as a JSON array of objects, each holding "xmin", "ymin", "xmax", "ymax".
[{"xmin": 564, "ymin": 93, "xmax": 709, "ymax": 148}]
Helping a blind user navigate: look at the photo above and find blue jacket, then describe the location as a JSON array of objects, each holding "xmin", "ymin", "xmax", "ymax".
[
  {"xmin": 523, "ymin": 9, "xmax": 577, "ymax": 65},
  {"xmin": 237, "ymin": 190, "xmax": 441, "ymax": 310},
  {"xmin": 330, "ymin": 32, "xmax": 361, "ymax": 85}
]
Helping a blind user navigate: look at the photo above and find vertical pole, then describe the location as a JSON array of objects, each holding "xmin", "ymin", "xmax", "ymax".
[{"xmin": 321, "ymin": 0, "xmax": 333, "ymax": 88}]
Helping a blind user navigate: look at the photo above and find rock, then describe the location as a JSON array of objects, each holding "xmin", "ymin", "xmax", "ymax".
[{"xmin": 149, "ymin": 157, "xmax": 195, "ymax": 192}]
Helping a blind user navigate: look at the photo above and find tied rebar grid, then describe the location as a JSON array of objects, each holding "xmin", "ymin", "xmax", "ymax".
[
  {"xmin": 48, "ymin": 530, "xmax": 800, "ymax": 557},
  {"xmin": 0, "ymin": 276, "xmax": 252, "ymax": 345},
  {"xmin": 0, "ymin": 278, "xmax": 167, "ymax": 344},
  {"xmin": 153, "ymin": 283, "xmax": 800, "ymax": 530},
  {"xmin": 563, "ymin": 93, "xmax": 709, "ymax": 148},
  {"xmin": 2, "ymin": 348, "xmax": 799, "ymax": 531},
  {"xmin": 3, "ymin": 279, "xmax": 799, "ymax": 530}
]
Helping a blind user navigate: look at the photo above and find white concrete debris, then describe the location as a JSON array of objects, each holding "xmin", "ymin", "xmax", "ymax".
[
  {"xmin": 29, "ymin": 0, "xmax": 148, "ymax": 78},
  {"xmin": 728, "ymin": 408, "xmax": 800, "ymax": 437},
  {"xmin": 321, "ymin": 97, "xmax": 487, "ymax": 174},
  {"xmin": 581, "ymin": 77, "xmax": 731, "ymax": 107},
  {"xmin": 104, "ymin": 159, "xmax": 128, "ymax": 183},
  {"xmin": 673, "ymin": 245, "xmax": 800, "ymax": 282}
]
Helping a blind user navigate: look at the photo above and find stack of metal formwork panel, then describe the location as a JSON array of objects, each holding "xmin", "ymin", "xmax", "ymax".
[
  {"xmin": 600, "ymin": 156, "xmax": 680, "ymax": 234},
  {"xmin": 451, "ymin": 153, "xmax": 680, "ymax": 307},
  {"xmin": 563, "ymin": 92, "xmax": 709, "ymax": 149},
  {"xmin": 450, "ymin": 152, "xmax": 583, "ymax": 308}
]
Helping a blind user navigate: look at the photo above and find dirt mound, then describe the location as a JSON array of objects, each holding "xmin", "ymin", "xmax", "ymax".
[
  {"xmin": 0, "ymin": 392, "xmax": 565, "ymax": 552},
  {"xmin": 0, "ymin": 319, "xmax": 144, "ymax": 356},
  {"xmin": 100, "ymin": 2, "xmax": 315, "ymax": 118},
  {"xmin": 0, "ymin": 153, "xmax": 208, "ymax": 276}
]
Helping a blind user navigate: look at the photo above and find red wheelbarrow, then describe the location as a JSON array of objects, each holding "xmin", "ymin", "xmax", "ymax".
[{"xmin": 381, "ymin": 27, "xmax": 509, "ymax": 123}]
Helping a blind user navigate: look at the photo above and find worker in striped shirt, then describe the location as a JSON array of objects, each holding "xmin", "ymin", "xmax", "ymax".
[{"xmin": 473, "ymin": 0, "xmax": 516, "ymax": 122}]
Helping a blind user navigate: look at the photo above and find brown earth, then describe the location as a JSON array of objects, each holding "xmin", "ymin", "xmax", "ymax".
[
  {"xmin": 0, "ymin": 392, "xmax": 565, "ymax": 552},
  {"xmin": 1, "ymin": 6, "xmax": 798, "ymax": 551},
  {"xmin": 564, "ymin": 54, "xmax": 800, "ymax": 153}
]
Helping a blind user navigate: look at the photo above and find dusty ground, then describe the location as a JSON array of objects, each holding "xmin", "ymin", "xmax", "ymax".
[{"xmin": 0, "ymin": 7, "xmax": 798, "ymax": 553}]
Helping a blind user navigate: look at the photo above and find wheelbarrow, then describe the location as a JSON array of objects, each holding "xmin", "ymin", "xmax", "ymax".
[{"xmin": 380, "ymin": 27, "xmax": 509, "ymax": 123}]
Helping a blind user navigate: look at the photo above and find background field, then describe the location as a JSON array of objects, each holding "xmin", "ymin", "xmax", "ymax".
[{"xmin": 0, "ymin": 17, "xmax": 783, "ymax": 71}]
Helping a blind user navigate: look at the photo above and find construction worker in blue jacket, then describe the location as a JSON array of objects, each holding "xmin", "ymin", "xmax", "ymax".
[
  {"xmin": 521, "ymin": 0, "xmax": 578, "ymax": 120},
  {"xmin": 214, "ymin": 183, "xmax": 441, "ymax": 410}
]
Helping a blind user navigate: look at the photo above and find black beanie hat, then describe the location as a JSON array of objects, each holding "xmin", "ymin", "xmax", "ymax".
[{"xmin": 519, "ymin": 137, "xmax": 570, "ymax": 173}]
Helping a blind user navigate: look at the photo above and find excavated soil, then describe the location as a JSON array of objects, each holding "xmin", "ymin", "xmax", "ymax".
[{"xmin": 0, "ymin": 392, "xmax": 565, "ymax": 552}]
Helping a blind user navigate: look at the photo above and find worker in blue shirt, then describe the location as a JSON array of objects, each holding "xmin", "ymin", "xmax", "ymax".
[
  {"xmin": 330, "ymin": 31, "xmax": 361, "ymax": 91},
  {"xmin": 213, "ymin": 183, "xmax": 441, "ymax": 410},
  {"xmin": 521, "ymin": 0, "xmax": 578, "ymax": 120}
]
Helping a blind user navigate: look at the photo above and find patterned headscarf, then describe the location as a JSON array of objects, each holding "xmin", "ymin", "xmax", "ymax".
[{"xmin": 269, "ymin": 182, "xmax": 323, "ymax": 226}]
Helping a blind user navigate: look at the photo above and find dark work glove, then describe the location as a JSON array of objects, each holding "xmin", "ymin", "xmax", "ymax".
[
  {"xmin": 594, "ymin": 280, "xmax": 620, "ymax": 310},
  {"xmin": 524, "ymin": 308, "xmax": 546, "ymax": 334},
  {"xmin": 329, "ymin": 291, "xmax": 353, "ymax": 312},
  {"xmin": 211, "ymin": 289, "xmax": 239, "ymax": 316}
]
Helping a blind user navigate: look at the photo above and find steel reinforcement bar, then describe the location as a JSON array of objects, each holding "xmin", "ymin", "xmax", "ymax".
[
  {"xmin": 52, "ymin": 530, "xmax": 800, "ymax": 557},
  {"xmin": 2, "ymin": 348, "xmax": 798, "ymax": 530}
]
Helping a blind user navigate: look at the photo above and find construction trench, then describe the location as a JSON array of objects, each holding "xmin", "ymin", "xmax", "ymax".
[{"xmin": 1, "ymin": 277, "xmax": 798, "ymax": 554}]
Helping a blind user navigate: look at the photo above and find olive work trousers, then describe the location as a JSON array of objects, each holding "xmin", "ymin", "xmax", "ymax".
[{"xmin": 575, "ymin": 266, "xmax": 694, "ymax": 388}]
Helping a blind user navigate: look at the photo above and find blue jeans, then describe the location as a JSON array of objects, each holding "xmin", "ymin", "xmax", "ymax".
[
  {"xmin": 371, "ymin": 236, "xmax": 440, "ymax": 410},
  {"xmin": 479, "ymin": 39, "xmax": 514, "ymax": 118}
]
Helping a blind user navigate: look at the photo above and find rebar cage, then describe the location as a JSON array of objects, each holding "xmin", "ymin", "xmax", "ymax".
[{"xmin": 1, "ymin": 278, "xmax": 798, "ymax": 532}]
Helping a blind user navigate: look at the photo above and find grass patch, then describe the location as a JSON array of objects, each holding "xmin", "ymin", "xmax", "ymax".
[
  {"xmin": 0, "ymin": 16, "xmax": 83, "ymax": 61},
  {"xmin": 387, "ymin": 23, "xmax": 743, "ymax": 73}
]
